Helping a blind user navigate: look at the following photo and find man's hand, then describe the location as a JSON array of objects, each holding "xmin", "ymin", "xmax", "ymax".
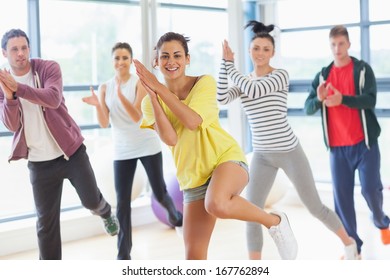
[
  {"xmin": 0, "ymin": 68, "xmax": 18, "ymax": 92},
  {"xmin": 316, "ymin": 81, "xmax": 327, "ymax": 102},
  {"xmin": 0, "ymin": 72, "xmax": 14, "ymax": 100},
  {"xmin": 324, "ymin": 83, "xmax": 343, "ymax": 107}
]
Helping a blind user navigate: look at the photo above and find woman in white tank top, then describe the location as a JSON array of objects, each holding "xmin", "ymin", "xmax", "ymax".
[{"xmin": 82, "ymin": 42, "xmax": 182, "ymax": 260}]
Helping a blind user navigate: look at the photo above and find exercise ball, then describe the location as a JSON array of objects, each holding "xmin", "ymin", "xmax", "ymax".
[
  {"xmin": 151, "ymin": 173, "xmax": 183, "ymax": 228},
  {"xmin": 90, "ymin": 144, "xmax": 147, "ymax": 206},
  {"xmin": 264, "ymin": 170, "xmax": 289, "ymax": 207},
  {"xmin": 245, "ymin": 152, "xmax": 289, "ymax": 207}
]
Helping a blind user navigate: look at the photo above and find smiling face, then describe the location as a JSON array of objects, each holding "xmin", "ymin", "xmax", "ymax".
[
  {"xmin": 156, "ymin": 40, "xmax": 190, "ymax": 80},
  {"xmin": 249, "ymin": 37, "xmax": 275, "ymax": 69},
  {"xmin": 2, "ymin": 36, "xmax": 30, "ymax": 76},
  {"xmin": 112, "ymin": 48, "xmax": 132, "ymax": 75}
]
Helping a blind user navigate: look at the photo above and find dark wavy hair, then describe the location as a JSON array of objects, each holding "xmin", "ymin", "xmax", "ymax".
[
  {"xmin": 153, "ymin": 32, "xmax": 190, "ymax": 68},
  {"xmin": 245, "ymin": 20, "xmax": 276, "ymax": 48}
]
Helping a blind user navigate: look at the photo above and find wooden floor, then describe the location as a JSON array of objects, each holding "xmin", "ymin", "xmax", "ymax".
[{"xmin": 1, "ymin": 199, "xmax": 389, "ymax": 260}]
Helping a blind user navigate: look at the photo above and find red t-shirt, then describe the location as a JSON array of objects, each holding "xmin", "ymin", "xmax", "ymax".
[{"xmin": 326, "ymin": 60, "xmax": 364, "ymax": 147}]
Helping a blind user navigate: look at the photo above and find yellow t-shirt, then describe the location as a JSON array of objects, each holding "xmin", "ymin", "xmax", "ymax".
[{"xmin": 141, "ymin": 75, "xmax": 246, "ymax": 190}]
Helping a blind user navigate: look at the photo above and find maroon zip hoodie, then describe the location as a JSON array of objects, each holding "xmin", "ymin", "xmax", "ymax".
[{"xmin": 0, "ymin": 58, "xmax": 84, "ymax": 162}]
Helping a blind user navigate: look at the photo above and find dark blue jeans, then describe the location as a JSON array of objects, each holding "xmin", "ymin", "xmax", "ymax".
[
  {"xmin": 28, "ymin": 144, "xmax": 112, "ymax": 260},
  {"xmin": 114, "ymin": 152, "xmax": 175, "ymax": 260},
  {"xmin": 330, "ymin": 141, "xmax": 390, "ymax": 253}
]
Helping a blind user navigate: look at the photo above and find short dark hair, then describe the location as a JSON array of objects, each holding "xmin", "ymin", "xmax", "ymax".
[
  {"xmin": 1, "ymin": 29, "xmax": 30, "ymax": 50},
  {"xmin": 111, "ymin": 42, "xmax": 133, "ymax": 58},
  {"xmin": 329, "ymin": 25, "xmax": 349, "ymax": 41}
]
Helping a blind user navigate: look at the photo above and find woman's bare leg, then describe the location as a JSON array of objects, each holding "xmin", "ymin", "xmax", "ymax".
[
  {"xmin": 205, "ymin": 162, "xmax": 280, "ymax": 228},
  {"xmin": 183, "ymin": 199, "xmax": 217, "ymax": 260},
  {"xmin": 205, "ymin": 162, "xmax": 298, "ymax": 260}
]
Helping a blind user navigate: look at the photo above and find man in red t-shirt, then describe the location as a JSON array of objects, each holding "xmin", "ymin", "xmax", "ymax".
[{"xmin": 305, "ymin": 25, "xmax": 390, "ymax": 259}]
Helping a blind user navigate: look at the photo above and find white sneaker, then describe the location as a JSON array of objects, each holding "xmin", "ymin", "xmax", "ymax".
[
  {"xmin": 175, "ymin": 226, "xmax": 183, "ymax": 238},
  {"xmin": 343, "ymin": 240, "xmax": 361, "ymax": 260},
  {"xmin": 268, "ymin": 211, "xmax": 298, "ymax": 260}
]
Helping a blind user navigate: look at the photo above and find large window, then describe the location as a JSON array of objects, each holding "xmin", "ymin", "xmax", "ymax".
[
  {"xmin": 0, "ymin": 0, "xmax": 229, "ymax": 221},
  {"xmin": 0, "ymin": 1, "xmax": 28, "ymax": 69},
  {"xmin": 40, "ymin": 0, "xmax": 143, "ymax": 125},
  {"xmin": 155, "ymin": 1, "xmax": 228, "ymax": 78},
  {"xmin": 370, "ymin": 24, "xmax": 390, "ymax": 78},
  {"xmin": 276, "ymin": 0, "xmax": 359, "ymax": 28}
]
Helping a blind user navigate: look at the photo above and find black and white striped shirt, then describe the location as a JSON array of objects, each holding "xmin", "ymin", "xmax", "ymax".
[{"xmin": 217, "ymin": 60, "xmax": 298, "ymax": 152}]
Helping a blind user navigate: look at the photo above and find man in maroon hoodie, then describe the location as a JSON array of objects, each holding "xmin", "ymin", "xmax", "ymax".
[{"xmin": 0, "ymin": 29, "xmax": 119, "ymax": 260}]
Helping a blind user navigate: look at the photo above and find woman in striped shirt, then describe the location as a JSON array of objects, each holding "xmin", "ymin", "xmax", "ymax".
[{"xmin": 217, "ymin": 20, "xmax": 358, "ymax": 260}]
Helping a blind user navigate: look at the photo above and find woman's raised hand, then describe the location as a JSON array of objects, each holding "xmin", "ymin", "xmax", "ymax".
[
  {"xmin": 222, "ymin": 39, "xmax": 235, "ymax": 62},
  {"xmin": 82, "ymin": 86, "xmax": 100, "ymax": 107},
  {"xmin": 133, "ymin": 59, "xmax": 161, "ymax": 99}
]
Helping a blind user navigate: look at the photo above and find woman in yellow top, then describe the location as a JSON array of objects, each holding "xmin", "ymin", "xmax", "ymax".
[{"xmin": 134, "ymin": 32, "xmax": 298, "ymax": 260}]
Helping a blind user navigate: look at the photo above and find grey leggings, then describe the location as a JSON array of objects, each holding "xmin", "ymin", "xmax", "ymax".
[{"xmin": 246, "ymin": 143, "xmax": 342, "ymax": 253}]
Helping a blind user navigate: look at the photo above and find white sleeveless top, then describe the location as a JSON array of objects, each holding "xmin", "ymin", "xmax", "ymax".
[{"xmin": 104, "ymin": 75, "xmax": 161, "ymax": 160}]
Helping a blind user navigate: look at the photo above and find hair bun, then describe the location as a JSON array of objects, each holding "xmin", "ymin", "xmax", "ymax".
[{"xmin": 245, "ymin": 20, "xmax": 275, "ymax": 34}]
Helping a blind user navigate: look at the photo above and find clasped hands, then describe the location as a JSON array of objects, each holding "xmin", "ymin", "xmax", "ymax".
[
  {"xmin": 0, "ymin": 69, "xmax": 17, "ymax": 100},
  {"xmin": 133, "ymin": 59, "xmax": 162, "ymax": 99},
  {"xmin": 317, "ymin": 81, "xmax": 343, "ymax": 107}
]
